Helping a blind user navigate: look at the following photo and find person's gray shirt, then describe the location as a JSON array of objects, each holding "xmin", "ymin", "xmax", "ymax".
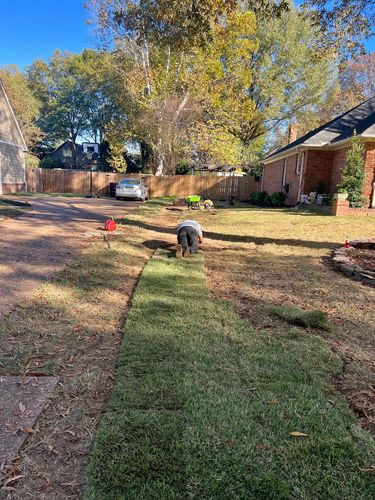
[{"xmin": 177, "ymin": 219, "xmax": 203, "ymax": 238}]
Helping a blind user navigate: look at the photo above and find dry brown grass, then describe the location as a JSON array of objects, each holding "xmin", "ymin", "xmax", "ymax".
[
  {"xmin": 0, "ymin": 201, "xmax": 174, "ymax": 498},
  {"xmin": 188, "ymin": 205, "xmax": 375, "ymax": 435}
]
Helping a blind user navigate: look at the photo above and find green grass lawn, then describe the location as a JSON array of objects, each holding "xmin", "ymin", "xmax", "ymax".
[{"xmin": 85, "ymin": 248, "xmax": 375, "ymax": 499}]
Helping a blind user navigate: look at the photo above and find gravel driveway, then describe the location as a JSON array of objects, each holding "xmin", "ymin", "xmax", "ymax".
[{"xmin": 0, "ymin": 196, "xmax": 140, "ymax": 318}]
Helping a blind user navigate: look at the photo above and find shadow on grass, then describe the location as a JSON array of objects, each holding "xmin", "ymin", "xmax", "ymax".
[{"xmin": 118, "ymin": 218, "xmax": 335, "ymax": 249}]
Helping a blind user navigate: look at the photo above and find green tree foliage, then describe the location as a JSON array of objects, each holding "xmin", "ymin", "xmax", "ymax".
[
  {"xmin": 191, "ymin": 10, "xmax": 258, "ymax": 151},
  {"xmin": 0, "ymin": 66, "xmax": 42, "ymax": 149},
  {"xmin": 303, "ymin": 0, "xmax": 375, "ymax": 58},
  {"xmin": 27, "ymin": 50, "xmax": 122, "ymax": 155},
  {"xmin": 249, "ymin": 1, "xmax": 336, "ymax": 141},
  {"xmin": 108, "ymin": 141, "xmax": 127, "ymax": 172},
  {"xmin": 89, "ymin": 3, "xmax": 261, "ymax": 173},
  {"xmin": 338, "ymin": 132, "xmax": 367, "ymax": 208}
]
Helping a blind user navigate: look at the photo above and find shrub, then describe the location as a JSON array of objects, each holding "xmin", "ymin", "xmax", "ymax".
[
  {"xmin": 338, "ymin": 132, "xmax": 367, "ymax": 208},
  {"xmin": 249, "ymin": 191, "xmax": 268, "ymax": 205},
  {"xmin": 25, "ymin": 153, "xmax": 40, "ymax": 169},
  {"xmin": 175, "ymin": 160, "xmax": 193, "ymax": 175},
  {"xmin": 266, "ymin": 191, "xmax": 287, "ymax": 207},
  {"xmin": 40, "ymin": 156, "xmax": 63, "ymax": 169},
  {"xmin": 250, "ymin": 191, "xmax": 286, "ymax": 207}
]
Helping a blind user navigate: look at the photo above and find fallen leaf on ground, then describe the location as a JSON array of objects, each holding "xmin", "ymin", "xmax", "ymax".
[
  {"xmin": 289, "ymin": 431, "xmax": 308, "ymax": 437},
  {"xmin": 2, "ymin": 475, "xmax": 25, "ymax": 487},
  {"xmin": 20, "ymin": 426, "xmax": 36, "ymax": 434},
  {"xmin": 18, "ymin": 402, "xmax": 25, "ymax": 414},
  {"xmin": 359, "ymin": 466, "xmax": 375, "ymax": 473}
]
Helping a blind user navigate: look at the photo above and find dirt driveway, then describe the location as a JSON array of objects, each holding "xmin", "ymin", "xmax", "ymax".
[{"xmin": 0, "ymin": 196, "xmax": 140, "ymax": 318}]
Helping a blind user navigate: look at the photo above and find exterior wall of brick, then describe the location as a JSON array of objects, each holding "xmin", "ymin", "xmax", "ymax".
[
  {"xmin": 0, "ymin": 143, "xmax": 25, "ymax": 184},
  {"xmin": 264, "ymin": 140, "xmax": 375, "ymax": 211},
  {"xmin": 285, "ymin": 155, "xmax": 301, "ymax": 205},
  {"xmin": 332, "ymin": 199, "xmax": 375, "ymax": 216},
  {"xmin": 364, "ymin": 143, "xmax": 375, "ymax": 204},
  {"xmin": 2, "ymin": 182, "xmax": 26, "ymax": 193},
  {"xmin": 304, "ymin": 150, "xmax": 334, "ymax": 194},
  {"xmin": 262, "ymin": 158, "xmax": 284, "ymax": 193},
  {"xmin": 263, "ymin": 154, "xmax": 300, "ymax": 205},
  {"xmin": 330, "ymin": 147, "xmax": 349, "ymax": 193}
]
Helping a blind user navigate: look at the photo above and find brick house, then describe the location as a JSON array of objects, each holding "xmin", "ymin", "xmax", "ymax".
[
  {"xmin": 262, "ymin": 97, "xmax": 375, "ymax": 207},
  {"xmin": 0, "ymin": 80, "xmax": 27, "ymax": 194}
]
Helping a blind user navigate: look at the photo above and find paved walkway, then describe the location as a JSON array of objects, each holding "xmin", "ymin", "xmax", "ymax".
[{"xmin": 0, "ymin": 196, "xmax": 140, "ymax": 318}]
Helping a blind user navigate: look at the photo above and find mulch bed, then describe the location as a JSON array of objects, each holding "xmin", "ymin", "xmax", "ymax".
[{"xmin": 349, "ymin": 247, "xmax": 375, "ymax": 272}]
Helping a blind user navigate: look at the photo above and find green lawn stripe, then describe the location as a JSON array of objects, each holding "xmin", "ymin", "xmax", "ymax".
[{"xmin": 85, "ymin": 250, "xmax": 375, "ymax": 499}]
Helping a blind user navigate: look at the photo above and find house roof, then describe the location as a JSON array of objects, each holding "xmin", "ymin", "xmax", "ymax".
[
  {"xmin": 0, "ymin": 79, "xmax": 27, "ymax": 150},
  {"xmin": 264, "ymin": 96, "xmax": 375, "ymax": 163},
  {"xmin": 53, "ymin": 140, "xmax": 83, "ymax": 153}
]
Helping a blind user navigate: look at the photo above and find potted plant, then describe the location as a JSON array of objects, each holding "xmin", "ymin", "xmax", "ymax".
[{"xmin": 334, "ymin": 189, "xmax": 348, "ymax": 201}]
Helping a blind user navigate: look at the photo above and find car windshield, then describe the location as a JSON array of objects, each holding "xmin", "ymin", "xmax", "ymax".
[{"xmin": 120, "ymin": 179, "xmax": 141, "ymax": 186}]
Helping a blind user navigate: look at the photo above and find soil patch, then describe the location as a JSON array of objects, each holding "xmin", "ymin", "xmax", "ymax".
[{"xmin": 0, "ymin": 377, "xmax": 58, "ymax": 465}]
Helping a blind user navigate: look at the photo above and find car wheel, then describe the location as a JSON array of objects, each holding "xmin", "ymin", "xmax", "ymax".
[{"xmin": 116, "ymin": 196, "xmax": 122, "ymax": 200}]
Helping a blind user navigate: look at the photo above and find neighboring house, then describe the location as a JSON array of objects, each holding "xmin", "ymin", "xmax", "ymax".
[
  {"xmin": 262, "ymin": 97, "xmax": 375, "ymax": 206},
  {"xmin": 0, "ymin": 80, "xmax": 27, "ymax": 194},
  {"xmin": 51, "ymin": 140, "xmax": 99, "ymax": 169},
  {"xmin": 49, "ymin": 140, "xmax": 141, "ymax": 173}
]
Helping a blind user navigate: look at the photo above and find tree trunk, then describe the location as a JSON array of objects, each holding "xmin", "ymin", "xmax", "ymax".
[
  {"xmin": 140, "ymin": 141, "xmax": 150, "ymax": 172},
  {"xmin": 70, "ymin": 135, "xmax": 77, "ymax": 169},
  {"xmin": 155, "ymin": 153, "xmax": 164, "ymax": 176}
]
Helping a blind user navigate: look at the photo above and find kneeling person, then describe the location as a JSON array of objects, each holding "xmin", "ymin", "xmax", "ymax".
[{"xmin": 176, "ymin": 219, "xmax": 203, "ymax": 258}]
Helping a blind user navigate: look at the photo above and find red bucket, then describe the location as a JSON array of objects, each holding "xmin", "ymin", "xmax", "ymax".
[{"xmin": 105, "ymin": 219, "xmax": 117, "ymax": 232}]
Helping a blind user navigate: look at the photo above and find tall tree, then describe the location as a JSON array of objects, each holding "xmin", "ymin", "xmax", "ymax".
[
  {"xmin": 249, "ymin": 1, "xmax": 336, "ymax": 140},
  {"xmin": 339, "ymin": 53, "xmax": 375, "ymax": 105},
  {"xmin": 190, "ymin": 10, "xmax": 258, "ymax": 166},
  {"xmin": 27, "ymin": 50, "xmax": 122, "ymax": 161},
  {"xmin": 28, "ymin": 51, "xmax": 91, "ymax": 159},
  {"xmin": 0, "ymin": 66, "xmax": 42, "ymax": 149},
  {"xmin": 303, "ymin": 0, "xmax": 375, "ymax": 58},
  {"xmin": 293, "ymin": 52, "xmax": 375, "ymax": 139},
  {"xmin": 89, "ymin": 2, "xmax": 263, "ymax": 173}
]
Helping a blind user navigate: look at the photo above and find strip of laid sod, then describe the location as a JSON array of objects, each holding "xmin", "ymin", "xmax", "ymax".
[{"xmin": 85, "ymin": 250, "xmax": 375, "ymax": 499}]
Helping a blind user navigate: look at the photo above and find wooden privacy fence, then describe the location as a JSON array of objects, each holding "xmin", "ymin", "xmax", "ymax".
[{"xmin": 26, "ymin": 169, "xmax": 260, "ymax": 200}]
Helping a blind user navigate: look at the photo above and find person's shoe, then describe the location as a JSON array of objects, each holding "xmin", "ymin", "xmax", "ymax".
[
  {"xmin": 176, "ymin": 244, "xmax": 183, "ymax": 259},
  {"xmin": 183, "ymin": 247, "xmax": 190, "ymax": 258}
]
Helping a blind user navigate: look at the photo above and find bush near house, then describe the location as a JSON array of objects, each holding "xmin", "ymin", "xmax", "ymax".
[
  {"xmin": 249, "ymin": 191, "xmax": 287, "ymax": 207},
  {"xmin": 338, "ymin": 133, "xmax": 367, "ymax": 208},
  {"xmin": 40, "ymin": 156, "xmax": 64, "ymax": 169}
]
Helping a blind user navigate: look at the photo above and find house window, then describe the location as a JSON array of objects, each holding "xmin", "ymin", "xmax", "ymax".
[
  {"xmin": 282, "ymin": 158, "xmax": 287, "ymax": 187},
  {"xmin": 296, "ymin": 152, "xmax": 304, "ymax": 174}
]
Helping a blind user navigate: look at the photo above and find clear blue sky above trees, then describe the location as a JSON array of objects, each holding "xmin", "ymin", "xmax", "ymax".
[
  {"xmin": 0, "ymin": 1, "xmax": 374, "ymax": 68},
  {"xmin": 0, "ymin": 0, "xmax": 94, "ymax": 67}
]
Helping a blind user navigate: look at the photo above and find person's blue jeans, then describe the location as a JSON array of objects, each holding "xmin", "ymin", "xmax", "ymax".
[{"xmin": 177, "ymin": 227, "xmax": 199, "ymax": 254}]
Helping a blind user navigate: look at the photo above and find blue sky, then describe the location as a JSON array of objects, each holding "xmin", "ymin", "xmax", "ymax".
[
  {"xmin": 0, "ymin": 0, "xmax": 95, "ymax": 68},
  {"xmin": 0, "ymin": 1, "xmax": 373, "ymax": 68}
]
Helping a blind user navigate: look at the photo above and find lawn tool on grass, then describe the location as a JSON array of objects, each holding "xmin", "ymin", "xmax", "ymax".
[{"xmin": 186, "ymin": 195, "xmax": 202, "ymax": 210}]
